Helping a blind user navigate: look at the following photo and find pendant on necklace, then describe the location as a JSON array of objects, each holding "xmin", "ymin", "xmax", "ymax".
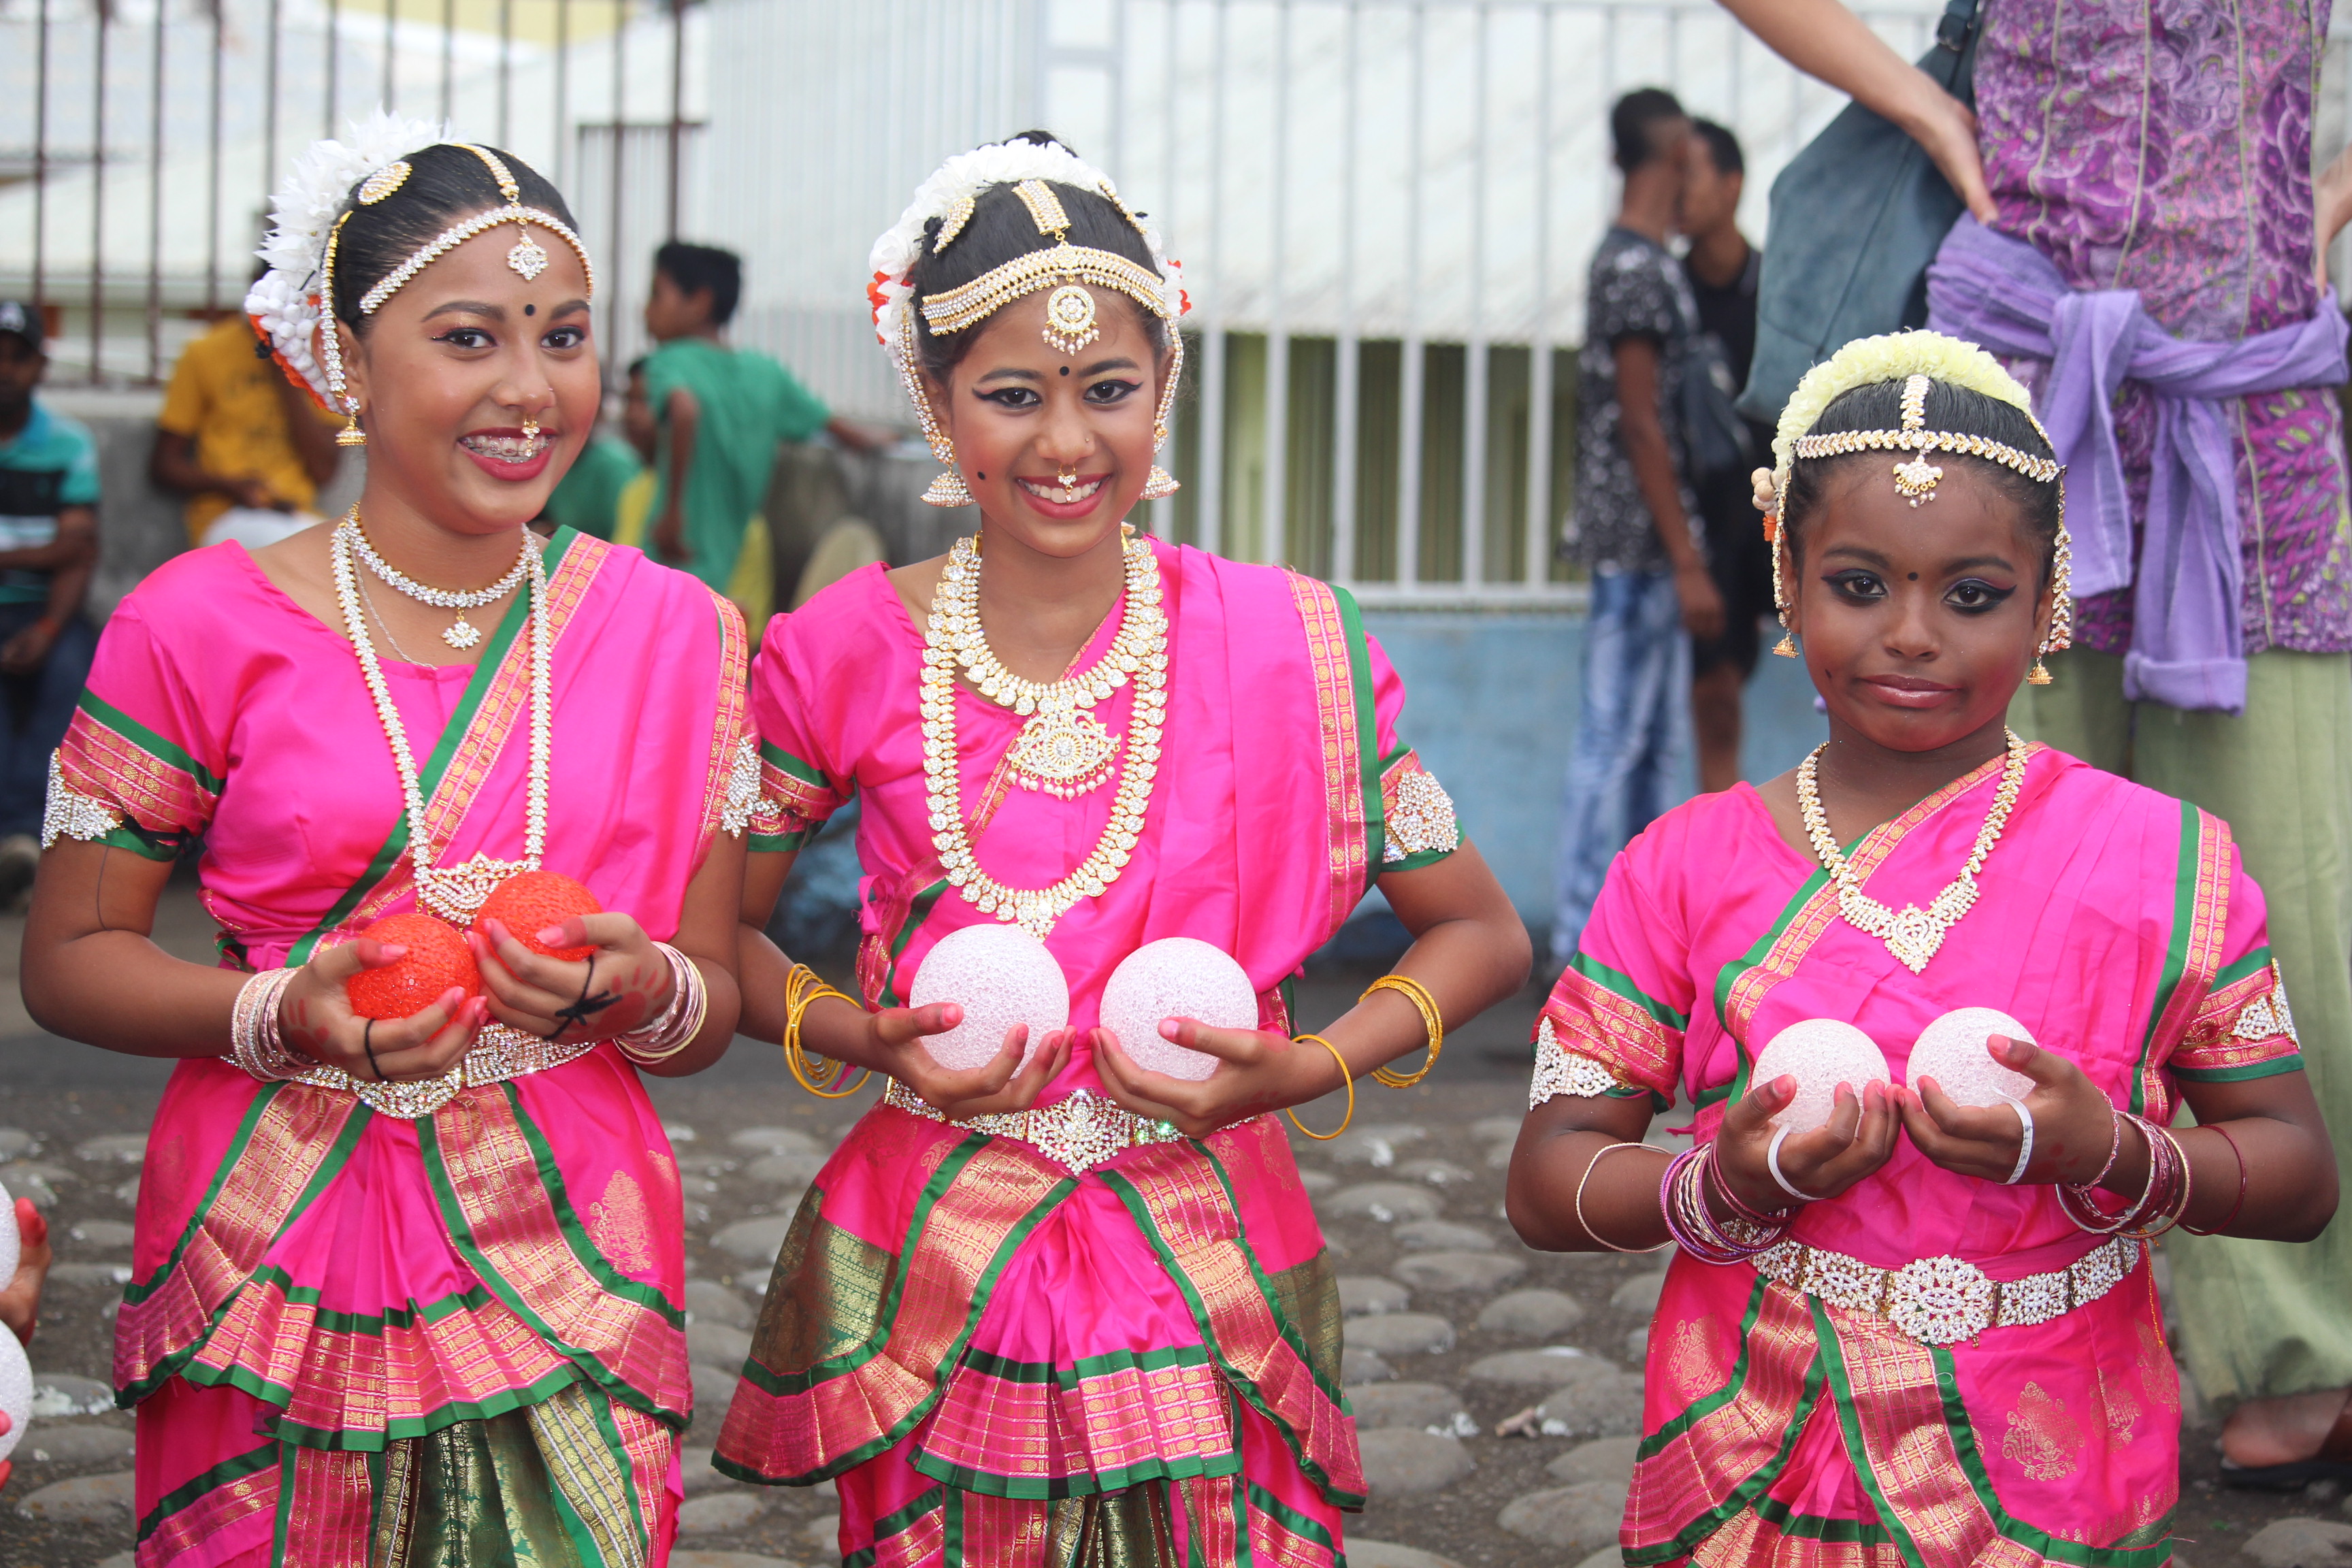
[
  {"xmin": 443, "ymin": 614, "xmax": 483, "ymax": 651},
  {"xmin": 416, "ymin": 851, "xmax": 532, "ymax": 923},
  {"xmin": 1006, "ymin": 706, "xmax": 1120, "ymax": 799}
]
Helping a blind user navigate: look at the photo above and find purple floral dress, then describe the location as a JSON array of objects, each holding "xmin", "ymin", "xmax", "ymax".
[{"xmin": 1976, "ymin": 0, "xmax": 2352, "ymax": 655}]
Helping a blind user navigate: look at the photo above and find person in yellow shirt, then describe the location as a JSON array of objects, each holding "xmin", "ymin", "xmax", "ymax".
[{"xmin": 151, "ymin": 313, "xmax": 342, "ymax": 547}]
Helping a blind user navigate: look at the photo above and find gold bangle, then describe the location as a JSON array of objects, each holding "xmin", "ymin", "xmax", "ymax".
[
  {"xmin": 1284, "ymin": 1032, "xmax": 1356, "ymax": 1141},
  {"xmin": 1364, "ymin": 973, "xmax": 1443, "ymax": 1088},
  {"xmin": 783, "ymin": 963, "xmax": 870, "ymax": 1099}
]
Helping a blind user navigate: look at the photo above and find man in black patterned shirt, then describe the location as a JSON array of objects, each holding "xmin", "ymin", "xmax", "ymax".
[{"xmin": 1550, "ymin": 88, "xmax": 1723, "ymax": 963}]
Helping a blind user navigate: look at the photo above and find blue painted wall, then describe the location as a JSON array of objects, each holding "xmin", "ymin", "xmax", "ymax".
[{"xmin": 1363, "ymin": 608, "xmax": 1827, "ymax": 947}]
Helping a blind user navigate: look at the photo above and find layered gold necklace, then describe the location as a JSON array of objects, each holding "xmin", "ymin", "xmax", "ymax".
[
  {"xmin": 920, "ymin": 529, "xmax": 1169, "ymax": 936},
  {"xmin": 1795, "ymin": 728, "xmax": 2029, "ymax": 973}
]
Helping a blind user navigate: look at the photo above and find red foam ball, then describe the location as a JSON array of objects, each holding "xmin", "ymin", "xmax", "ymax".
[
  {"xmin": 345, "ymin": 913, "xmax": 480, "ymax": 1021},
  {"xmin": 474, "ymin": 871, "xmax": 603, "ymax": 962}
]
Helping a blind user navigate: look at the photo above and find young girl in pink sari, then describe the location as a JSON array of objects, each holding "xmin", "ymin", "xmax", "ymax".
[
  {"xmin": 711, "ymin": 135, "xmax": 1531, "ymax": 1567},
  {"xmin": 22, "ymin": 122, "xmax": 747, "ymax": 1565},
  {"xmin": 1507, "ymin": 331, "xmax": 2338, "ymax": 1567}
]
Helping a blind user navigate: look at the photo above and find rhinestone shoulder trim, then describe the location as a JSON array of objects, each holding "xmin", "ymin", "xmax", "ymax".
[
  {"xmin": 42, "ymin": 750, "xmax": 123, "ymax": 849},
  {"xmin": 2234, "ymin": 972, "xmax": 2299, "ymax": 1045},
  {"xmin": 1384, "ymin": 769, "xmax": 1463, "ymax": 862},
  {"xmin": 721, "ymin": 735, "xmax": 764, "ymax": 839},
  {"xmin": 1529, "ymin": 1016, "xmax": 1631, "ymax": 1109}
]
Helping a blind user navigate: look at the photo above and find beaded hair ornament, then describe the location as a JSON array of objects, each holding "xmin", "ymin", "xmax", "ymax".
[
  {"xmin": 1757, "ymin": 330, "xmax": 2074, "ymax": 682},
  {"xmin": 246, "ymin": 114, "xmax": 595, "ymax": 442},
  {"xmin": 868, "ymin": 140, "xmax": 1190, "ymax": 507}
]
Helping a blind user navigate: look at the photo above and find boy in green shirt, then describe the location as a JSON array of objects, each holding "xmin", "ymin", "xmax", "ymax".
[{"xmin": 640, "ymin": 242, "xmax": 887, "ymax": 627}]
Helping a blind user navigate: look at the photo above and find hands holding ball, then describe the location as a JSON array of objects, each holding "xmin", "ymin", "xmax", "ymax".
[
  {"xmin": 277, "ymin": 872, "xmax": 676, "ymax": 1082},
  {"xmin": 1714, "ymin": 1009, "xmax": 2123, "ymax": 1213}
]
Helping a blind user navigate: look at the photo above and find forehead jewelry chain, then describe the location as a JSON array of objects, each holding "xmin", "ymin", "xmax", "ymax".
[
  {"xmin": 1797, "ymin": 728, "xmax": 2029, "ymax": 973},
  {"xmin": 332, "ymin": 514, "xmax": 551, "ymax": 924}
]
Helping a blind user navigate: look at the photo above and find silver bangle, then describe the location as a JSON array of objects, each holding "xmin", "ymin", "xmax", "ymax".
[
  {"xmin": 1574, "ymin": 1140, "xmax": 1672, "ymax": 1254},
  {"xmin": 229, "ymin": 968, "xmax": 308, "ymax": 1081},
  {"xmin": 616, "ymin": 943, "xmax": 706, "ymax": 1064},
  {"xmin": 2004, "ymin": 1098, "xmax": 2036, "ymax": 1186},
  {"xmin": 1765, "ymin": 1126, "xmax": 1818, "ymax": 1204}
]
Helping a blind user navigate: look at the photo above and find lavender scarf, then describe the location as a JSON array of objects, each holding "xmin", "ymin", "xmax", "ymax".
[{"xmin": 1925, "ymin": 215, "xmax": 2348, "ymax": 713}]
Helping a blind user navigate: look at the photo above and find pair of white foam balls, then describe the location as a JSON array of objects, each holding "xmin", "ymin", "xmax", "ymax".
[
  {"xmin": 0, "ymin": 1179, "xmax": 24, "ymax": 1463},
  {"xmin": 1752, "ymin": 1008, "xmax": 2036, "ymax": 1130},
  {"xmin": 909, "ymin": 927, "xmax": 1258, "ymax": 1083}
]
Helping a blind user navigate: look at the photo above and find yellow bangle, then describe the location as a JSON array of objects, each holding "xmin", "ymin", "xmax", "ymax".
[
  {"xmin": 1364, "ymin": 973, "xmax": 1443, "ymax": 1088},
  {"xmin": 783, "ymin": 963, "xmax": 870, "ymax": 1099},
  {"xmin": 1284, "ymin": 1032, "xmax": 1356, "ymax": 1142}
]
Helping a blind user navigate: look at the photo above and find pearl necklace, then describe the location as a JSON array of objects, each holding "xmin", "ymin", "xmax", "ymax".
[
  {"xmin": 932, "ymin": 534, "xmax": 1164, "ymax": 797},
  {"xmin": 921, "ymin": 529, "xmax": 1168, "ymax": 935},
  {"xmin": 1796, "ymin": 728, "xmax": 2029, "ymax": 974},
  {"xmin": 332, "ymin": 517, "xmax": 552, "ymax": 924},
  {"xmin": 349, "ymin": 521, "xmax": 532, "ymax": 650}
]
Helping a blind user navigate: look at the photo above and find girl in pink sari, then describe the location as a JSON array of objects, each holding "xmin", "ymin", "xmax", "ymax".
[
  {"xmin": 712, "ymin": 135, "xmax": 1532, "ymax": 1567},
  {"xmin": 23, "ymin": 124, "xmax": 747, "ymax": 1565},
  {"xmin": 1506, "ymin": 331, "xmax": 2338, "ymax": 1568}
]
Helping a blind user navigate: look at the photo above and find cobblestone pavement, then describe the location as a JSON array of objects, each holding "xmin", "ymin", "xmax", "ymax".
[{"xmin": 0, "ymin": 895, "xmax": 2338, "ymax": 1567}]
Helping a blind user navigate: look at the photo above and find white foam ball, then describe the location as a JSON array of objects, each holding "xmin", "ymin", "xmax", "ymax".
[
  {"xmin": 1908, "ymin": 1008, "xmax": 2038, "ymax": 1107},
  {"xmin": 1100, "ymin": 938, "xmax": 1258, "ymax": 1082},
  {"xmin": 1751, "ymin": 1019, "xmax": 1891, "ymax": 1131},
  {"xmin": 909, "ymin": 924, "xmax": 1069, "ymax": 1073},
  {"xmin": 0, "ymin": 1179, "xmax": 16, "ymax": 1289},
  {"xmin": 0, "ymin": 1315, "xmax": 27, "ymax": 1463}
]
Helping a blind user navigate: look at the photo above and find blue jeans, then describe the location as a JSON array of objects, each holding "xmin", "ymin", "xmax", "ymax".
[
  {"xmin": 1550, "ymin": 568, "xmax": 1691, "ymax": 963},
  {"xmin": 0, "ymin": 602, "xmax": 97, "ymax": 840}
]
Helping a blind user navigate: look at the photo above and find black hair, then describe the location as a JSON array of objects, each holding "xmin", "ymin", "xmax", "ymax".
[
  {"xmin": 330, "ymin": 143, "xmax": 578, "ymax": 330},
  {"xmin": 1780, "ymin": 377, "xmax": 2062, "ymax": 579},
  {"xmin": 903, "ymin": 131, "xmax": 1169, "ymax": 385},
  {"xmin": 625, "ymin": 354, "xmax": 650, "ymax": 378},
  {"xmin": 653, "ymin": 241, "xmax": 744, "ymax": 326},
  {"xmin": 1611, "ymin": 88, "xmax": 1687, "ymax": 175},
  {"xmin": 1691, "ymin": 118, "xmax": 1744, "ymax": 178}
]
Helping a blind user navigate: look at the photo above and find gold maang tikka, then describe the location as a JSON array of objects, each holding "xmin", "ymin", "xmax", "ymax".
[
  {"xmin": 905, "ymin": 176, "xmax": 1187, "ymax": 506},
  {"xmin": 1778, "ymin": 374, "xmax": 2074, "ymax": 677}
]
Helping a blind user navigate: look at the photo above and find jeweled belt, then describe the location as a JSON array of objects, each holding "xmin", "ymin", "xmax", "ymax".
[
  {"xmin": 881, "ymin": 1079, "xmax": 1186, "ymax": 1175},
  {"xmin": 291, "ymin": 1022, "xmax": 597, "ymax": 1119},
  {"xmin": 1750, "ymin": 1233, "xmax": 2144, "ymax": 1345}
]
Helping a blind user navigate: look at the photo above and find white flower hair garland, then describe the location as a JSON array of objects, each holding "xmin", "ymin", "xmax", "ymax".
[
  {"xmin": 246, "ymin": 109, "xmax": 448, "ymax": 408},
  {"xmin": 865, "ymin": 137, "xmax": 1188, "ymax": 374},
  {"xmin": 1770, "ymin": 329, "xmax": 2038, "ymax": 502}
]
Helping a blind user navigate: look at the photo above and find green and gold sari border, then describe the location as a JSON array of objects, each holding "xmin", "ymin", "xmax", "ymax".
[
  {"xmin": 1330, "ymin": 581, "xmax": 1382, "ymax": 891},
  {"xmin": 1571, "ymin": 950, "xmax": 1691, "ymax": 1032},
  {"xmin": 717, "ymin": 1144, "xmax": 1079, "ymax": 1486},
  {"xmin": 1197, "ymin": 1145, "xmax": 1349, "ymax": 1409},
  {"xmin": 1811, "ymin": 1300, "xmax": 2174, "ymax": 1568},
  {"xmin": 1623, "ymin": 1354, "xmax": 1825, "ymax": 1567},
  {"xmin": 286, "ymin": 527, "xmax": 580, "ymax": 967},
  {"xmin": 118, "ymin": 1095, "xmax": 372, "ymax": 1405},
  {"xmin": 2131, "ymin": 804, "xmax": 2203, "ymax": 1117},
  {"xmin": 75, "ymin": 687, "xmax": 225, "ymax": 796},
  {"xmin": 958, "ymin": 1341, "xmax": 1217, "ymax": 1388},
  {"xmin": 1098, "ymin": 1159, "xmax": 1365, "ymax": 1511},
  {"xmin": 874, "ymin": 878, "xmax": 952, "ymax": 1011},
  {"xmin": 416, "ymin": 1085, "xmax": 687, "ymax": 1429},
  {"xmin": 2214, "ymin": 945, "xmax": 2273, "ymax": 991},
  {"xmin": 1635, "ymin": 1275, "xmax": 1771, "ymax": 1458},
  {"xmin": 134, "ymin": 1438, "xmax": 279, "ymax": 1545},
  {"xmin": 910, "ymin": 1446, "xmax": 1241, "ymax": 1501},
  {"xmin": 2172, "ymin": 1055, "xmax": 2305, "ymax": 1083},
  {"xmin": 1246, "ymin": 1481, "xmax": 1341, "ymax": 1550},
  {"xmin": 178, "ymin": 1358, "xmax": 583, "ymax": 1452},
  {"xmin": 843, "ymin": 1485, "xmax": 947, "ymax": 1568}
]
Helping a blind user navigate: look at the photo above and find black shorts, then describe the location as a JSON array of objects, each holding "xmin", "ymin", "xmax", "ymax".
[{"xmin": 1690, "ymin": 468, "xmax": 1778, "ymax": 679}]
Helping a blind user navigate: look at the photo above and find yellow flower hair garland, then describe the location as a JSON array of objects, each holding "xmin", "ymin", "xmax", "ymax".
[{"xmin": 1769, "ymin": 330, "xmax": 2042, "ymax": 507}]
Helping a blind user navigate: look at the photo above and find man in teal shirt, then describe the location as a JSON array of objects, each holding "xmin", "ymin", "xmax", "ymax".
[
  {"xmin": 0, "ymin": 301, "xmax": 99, "ymax": 899},
  {"xmin": 640, "ymin": 242, "xmax": 887, "ymax": 627}
]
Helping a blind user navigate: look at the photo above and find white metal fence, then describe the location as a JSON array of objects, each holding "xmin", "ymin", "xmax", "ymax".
[{"xmin": 10, "ymin": 0, "xmax": 2352, "ymax": 600}]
